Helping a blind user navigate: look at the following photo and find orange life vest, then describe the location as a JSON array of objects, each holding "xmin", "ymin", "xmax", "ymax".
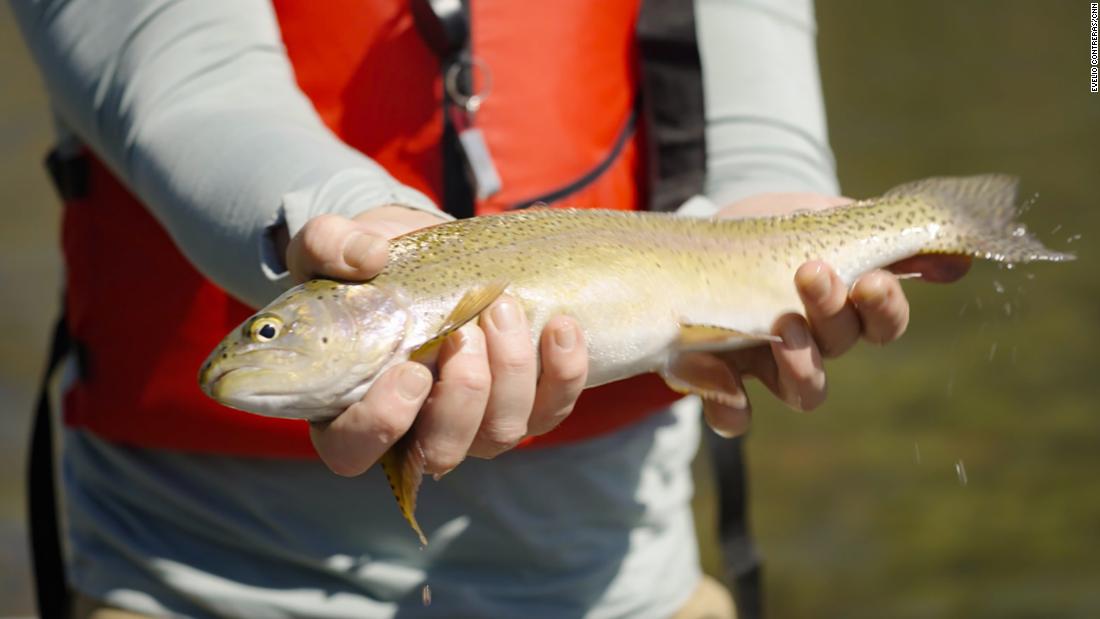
[{"xmin": 60, "ymin": 0, "xmax": 697, "ymax": 457}]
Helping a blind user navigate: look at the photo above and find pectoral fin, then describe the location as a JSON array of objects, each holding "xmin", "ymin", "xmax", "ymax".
[
  {"xmin": 661, "ymin": 352, "xmax": 747, "ymax": 409},
  {"xmin": 678, "ymin": 322, "xmax": 782, "ymax": 352},
  {"xmin": 410, "ymin": 280, "xmax": 509, "ymax": 364},
  {"xmin": 391, "ymin": 282, "xmax": 509, "ymax": 542},
  {"xmin": 379, "ymin": 440, "xmax": 429, "ymax": 547}
]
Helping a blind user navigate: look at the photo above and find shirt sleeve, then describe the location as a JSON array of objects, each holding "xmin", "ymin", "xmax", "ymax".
[
  {"xmin": 11, "ymin": 0, "xmax": 449, "ymax": 308},
  {"xmin": 684, "ymin": 0, "xmax": 840, "ymax": 216}
]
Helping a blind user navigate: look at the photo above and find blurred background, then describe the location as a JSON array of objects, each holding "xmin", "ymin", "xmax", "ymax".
[{"xmin": 1, "ymin": 1, "xmax": 1097, "ymax": 616}]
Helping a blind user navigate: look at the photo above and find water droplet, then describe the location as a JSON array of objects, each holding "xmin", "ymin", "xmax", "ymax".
[
  {"xmin": 1020, "ymin": 192, "xmax": 1039, "ymax": 212},
  {"xmin": 1005, "ymin": 263, "xmax": 1016, "ymax": 271},
  {"xmin": 1066, "ymin": 234, "xmax": 1082, "ymax": 244},
  {"xmin": 422, "ymin": 584, "xmax": 432, "ymax": 606},
  {"xmin": 988, "ymin": 342, "xmax": 998, "ymax": 362},
  {"xmin": 1051, "ymin": 224, "xmax": 1062, "ymax": 234},
  {"xmin": 1025, "ymin": 272, "xmax": 1036, "ymax": 280},
  {"xmin": 955, "ymin": 460, "xmax": 968, "ymax": 486},
  {"xmin": 992, "ymin": 280, "xmax": 1005, "ymax": 294},
  {"xmin": 914, "ymin": 442, "xmax": 922, "ymax": 464},
  {"xmin": 958, "ymin": 301, "xmax": 969, "ymax": 317},
  {"xmin": 1011, "ymin": 226, "xmax": 1027, "ymax": 238},
  {"xmin": 974, "ymin": 296, "xmax": 984, "ymax": 310},
  {"xmin": 1003, "ymin": 302, "xmax": 1013, "ymax": 317}
]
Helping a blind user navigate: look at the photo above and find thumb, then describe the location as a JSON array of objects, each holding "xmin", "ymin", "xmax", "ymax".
[{"xmin": 286, "ymin": 214, "xmax": 390, "ymax": 283}]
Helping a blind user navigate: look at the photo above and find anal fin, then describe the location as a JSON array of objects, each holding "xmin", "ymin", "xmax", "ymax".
[
  {"xmin": 678, "ymin": 322, "xmax": 782, "ymax": 352},
  {"xmin": 379, "ymin": 439, "xmax": 429, "ymax": 547}
]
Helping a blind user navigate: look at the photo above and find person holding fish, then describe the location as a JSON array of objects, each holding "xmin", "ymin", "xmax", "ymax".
[{"xmin": 14, "ymin": 0, "xmax": 1028, "ymax": 618}]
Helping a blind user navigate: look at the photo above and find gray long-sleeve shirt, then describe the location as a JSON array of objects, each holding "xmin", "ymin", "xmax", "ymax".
[
  {"xmin": 13, "ymin": 0, "xmax": 837, "ymax": 308},
  {"xmin": 14, "ymin": 1, "xmax": 838, "ymax": 616}
]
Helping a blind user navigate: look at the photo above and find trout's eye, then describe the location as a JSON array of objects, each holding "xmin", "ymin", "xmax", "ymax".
[{"xmin": 249, "ymin": 316, "xmax": 283, "ymax": 342}]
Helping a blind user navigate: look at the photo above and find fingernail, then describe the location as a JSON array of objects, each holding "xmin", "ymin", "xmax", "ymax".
[
  {"xmin": 553, "ymin": 322, "xmax": 576, "ymax": 351},
  {"xmin": 712, "ymin": 426, "xmax": 737, "ymax": 439},
  {"xmin": 731, "ymin": 391, "xmax": 749, "ymax": 410},
  {"xmin": 433, "ymin": 461, "xmax": 461, "ymax": 482},
  {"xmin": 864, "ymin": 278, "xmax": 890, "ymax": 309},
  {"xmin": 490, "ymin": 299, "xmax": 521, "ymax": 332},
  {"xmin": 804, "ymin": 265, "xmax": 831, "ymax": 301},
  {"xmin": 781, "ymin": 321, "xmax": 809, "ymax": 349},
  {"xmin": 343, "ymin": 233, "xmax": 385, "ymax": 270},
  {"xmin": 397, "ymin": 364, "xmax": 431, "ymax": 400}
]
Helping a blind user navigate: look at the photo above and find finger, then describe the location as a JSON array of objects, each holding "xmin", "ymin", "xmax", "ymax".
[
  {"xmin": 467, "ymin": 297, "xmax": 538, "ymax": 458},
  {"xmin": 769, "ymin": 313, "xmax": 827, "ymax": 411},
  {"xmin": 286, "ymin": 214, "xmax": 389, "ymax": 282},
  {"xmin": 309, "ymin": 362, "xmax": 432, "ymax": 477},
  {"xmin": 795, "ymin": 261, "xmax": 862, "ymax": 358},
  {"xmin": 721, "ymin": 345, "xmax": 781, "ymax": 397},
  {"xmin": 722, "ymin": 343, "xmax": 834, "ymax": 417},
  {"xmin": 691, "ymin": 356, "xmax": 752, "ymax": 438},
  {"xmin": 415, "ymin": 326, "xmax": 491, "ymax": 476},
  {"xmin": 851, "ymin": 270, "xmax": 910, "ymax": 345},
  {"xmin": 889, "ymin": 254, "xmax": 973, "ymax": 283},
  {"xmin": 703, "ymin": 398, "xmax": 752, "ymax": 439},
  {"xmin": 528, "ymin": 316, "xmax": 589, "ymax": 436}
]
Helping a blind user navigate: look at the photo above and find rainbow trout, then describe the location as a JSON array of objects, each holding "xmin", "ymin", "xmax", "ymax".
[{"xmin": 199, "ymin": 175, "xmax": 1071, "ymax": 544}]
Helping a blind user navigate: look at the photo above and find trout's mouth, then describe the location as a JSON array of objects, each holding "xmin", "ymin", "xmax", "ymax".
[
  {"xmin": 199, "ymin": 346, "xmax": 310, "ymax": 395},
  {"xmin": 199, "ymin": 360, "xmax": 334, "ymax": 419},
  {"xmin": 199, "ymin": 366, "xmax": 253, "ymax": 398}
]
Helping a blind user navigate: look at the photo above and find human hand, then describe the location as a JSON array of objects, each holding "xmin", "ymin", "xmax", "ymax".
[
  {"xmin": 282, "ymin": 207, "xmax": 589, "ymax": 477},
  {"xmin": 698, "ymin": 192, "xmax": 971, "ymax": 436}
]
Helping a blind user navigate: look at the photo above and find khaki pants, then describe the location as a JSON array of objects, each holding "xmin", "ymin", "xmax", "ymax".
[
  {"xmin": 74, "ymin": 576, "xmax": 735, "ymax": 619},
  {"xmin": 672, "ymin": 575, "xmax": 738, "ymax": 619},
  {"xmin": 72, "ymin": 592, "xmax": 152, "ymax": 619}
]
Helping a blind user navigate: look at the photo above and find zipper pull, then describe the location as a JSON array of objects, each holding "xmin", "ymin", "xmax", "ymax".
[{"xmin": 446, "ymin": 59, "xmax": 502, "ymax": 201}]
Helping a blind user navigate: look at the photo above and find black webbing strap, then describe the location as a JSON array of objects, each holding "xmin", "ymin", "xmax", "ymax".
[
  {"xmin": 412, "ymin": 0, "xmax": 476, "ymax": 219},
  {"xmin": 28, "ymin": 316, "xmax": 73, "ymax": 619},
  {"xmin": 30, "ymin": 149, "xmax": 87, "ymax": 618},
  {"xmin": 636, "ymin": 0, "xmax": 708, "ymax": 213},
  {"xmin": 45, "ymin": 150, "xmax": 89, "ymax": 203},
  {"xmin": 707, "ymin": 431, "xmax": 763, "ymax": 619}
]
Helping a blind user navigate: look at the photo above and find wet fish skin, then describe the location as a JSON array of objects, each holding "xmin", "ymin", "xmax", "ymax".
[{"xmin": 198, "ymin": 174, "xmax": 1073, "ymax": 544}]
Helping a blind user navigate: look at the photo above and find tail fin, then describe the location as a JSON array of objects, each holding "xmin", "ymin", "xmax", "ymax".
[
  {"xmin": 380, "ymin": 441, "xmax": 428, "ymax": 547},
  {"xmin": 885, "ymin": 174, "xmax": 1075, "ymax": 263}
]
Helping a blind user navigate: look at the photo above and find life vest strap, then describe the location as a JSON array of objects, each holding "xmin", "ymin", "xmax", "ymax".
[
  {"xmin": 30, "ymin": 148, "xmax": 102, "ymax": 613},
  {"xmin": 637, "ymin": 0, "xmax": 707, "ymax": 212},
  {"xmin": 412, "ymin": 0, "xmax": 477, "ymax": 218},
  {"xmin": 45, "ymin": 149, "xmax": 89, "ymax": 202},
  {"xmin": 510, "ymin": 108, "xmax": 638, "ymax": 211}
]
